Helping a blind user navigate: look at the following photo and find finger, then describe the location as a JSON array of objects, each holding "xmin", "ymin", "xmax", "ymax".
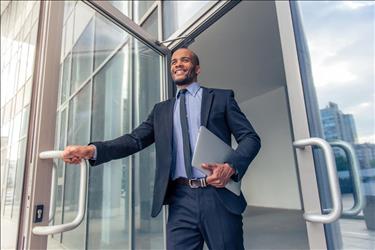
[
  {"xmin": 64, "ymin": 158, "xmax": 73, "ymax": 164},
  {"xmin": 201, "ymin": 163, "xmax": 215, "ymax": 170},
  {"xmin": 72, "ymin": 157, "xmax": 81, "ymax": 164},
  {"xmin": 206, "ymin": 175, "xmax": 220, "ymax": 184},
  {"xmin": 213, "ymin": 167, "xmax": 224, "ymax": 177},
  {"xmin": 63, "ymin": 146, "xmax": 76, "ymax": 158},
  {"xmin": 210, "ymin": 182, "xmax": 225, "ymax": 188}
]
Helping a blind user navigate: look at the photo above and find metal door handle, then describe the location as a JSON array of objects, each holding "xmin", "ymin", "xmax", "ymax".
[
  {"xmin": 32, "ymin": 150, "xmax": 88, "ymax": 235},
  {"xmin": 293, "ymin": 137, "xmax": 342, "ymax": 223},
  {"xmin": 330, "ymin": 140, "xmax": 365, "ymax": 216}
]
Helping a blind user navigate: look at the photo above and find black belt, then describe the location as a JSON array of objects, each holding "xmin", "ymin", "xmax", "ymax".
[{"xmin": 172, "ymin": 177, "xmax": 208, "ymax": 188}]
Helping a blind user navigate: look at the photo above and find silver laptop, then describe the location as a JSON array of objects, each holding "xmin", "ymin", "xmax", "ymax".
[{"xmin": 192, "ymin": 126, "xmax": 241, "ymax": 196}]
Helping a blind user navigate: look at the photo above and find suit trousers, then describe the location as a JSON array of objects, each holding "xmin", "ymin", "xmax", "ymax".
[{"xmin": 166, "ymin": 183, "xmax": 244, "ymax": 250}]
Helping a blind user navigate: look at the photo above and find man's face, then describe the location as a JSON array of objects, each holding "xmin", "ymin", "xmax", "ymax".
[{"xmin": 170, "ymin": 49, "xmax": 200, "ymax": 86}]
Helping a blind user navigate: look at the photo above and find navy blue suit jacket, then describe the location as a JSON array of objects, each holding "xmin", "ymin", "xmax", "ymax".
[{"xmin": 89, "ymin": 87, "xmax": 261, "ymax": 217}]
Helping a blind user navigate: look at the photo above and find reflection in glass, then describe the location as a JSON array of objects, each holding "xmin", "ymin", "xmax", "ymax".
[
  {"xmin": 61, "ymin": 53, "xmax": 71, "ymax": 104},
  {"xmin": 294, "ymin": 1, "xmax": 375, "ymax": 248},
  {"xmin": 63, "ymin": 84, "xmax": 91, "ymax": 250},
  {"xmin": 133, "ymin": 39, "xmax": 163, "ymax": 250},
  {"xmin": 73, "ymin": 2, "xmax": 95, "ymax": 47},
  {"xmin": 0, "ymin": 5, "xmax": 40, "ymax": 248},
  {"xmin": 109, "ymin": 1, "xmax": 129, "ymax": 18},
  {"xmin": 88, "ymin": 44, "xmax": 131, "ymax": 250},
  {"xmin": 50, "ymin": 1, "xmax": 166, "ymax": 249},
  {"xmin": 71, "ymin": 20, "xmax": 94, "ymax": 95},
  {"xmin": 134, "ymin": 1, "xmax": 155, "ymax": 23},
  {"xmin": 94, "ymin": 13, "xmax": 128, "ymax": 70},
  {"xmin": 141, "ymin": 9, "xmax": 158, "ymax": 39},
  {"xmin": 12, "ymin": 138, "xmax": 26, "ymax": 218},
  {"xmin": 163, "ymin": 1, "xmax": 213, "ymax": 38}
]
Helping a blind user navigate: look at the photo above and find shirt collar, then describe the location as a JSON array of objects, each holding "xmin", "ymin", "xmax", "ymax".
[{"xmin": 176, "ymin": 82, "xmax": 201, "ymax": 98}]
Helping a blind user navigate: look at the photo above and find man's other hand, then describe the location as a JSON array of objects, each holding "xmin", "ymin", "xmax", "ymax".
[
  {"xmin": 201, "ymin": 163, "xmax": 235, "ymax": 188},
  {"xmin": 62, "ymin": 145, "xmax": 95, "ymax": 164}
]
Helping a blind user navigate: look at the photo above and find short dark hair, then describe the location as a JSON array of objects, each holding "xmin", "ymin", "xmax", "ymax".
[{"xmin": 191, "ymin": 51, "xmax": 200, "ymax": 66}]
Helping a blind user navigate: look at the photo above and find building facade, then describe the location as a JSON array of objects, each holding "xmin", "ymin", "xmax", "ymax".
[
  {"xmin": 1, "ymin": 1, "xmax": 374, "ymax": 250},
  {"xmin": 320, "ymin": 102, "xmax": 358, "ymax": 144}
]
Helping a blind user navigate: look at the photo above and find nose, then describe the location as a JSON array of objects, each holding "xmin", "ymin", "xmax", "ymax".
[{"xmin": 173, "ymin": 60, "xmax": 183, "ymax": 69}]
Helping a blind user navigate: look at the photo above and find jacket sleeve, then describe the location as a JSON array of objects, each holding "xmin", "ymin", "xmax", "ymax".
[
  {"xmin": 88, "ymin": 105, "xmax": 156, "ymax": 166},
  {"xmin": 225, "ymin": 90, "xmax": 261, "ymax": 181}
]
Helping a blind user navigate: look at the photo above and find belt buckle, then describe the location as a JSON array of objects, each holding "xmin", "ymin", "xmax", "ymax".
[{"xmin": 188, "ymin": 178, "xmax": 200, "ymax": 188}]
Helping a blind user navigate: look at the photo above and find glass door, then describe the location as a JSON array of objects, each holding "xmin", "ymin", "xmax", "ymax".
[
  {"xmin": 289, "ymin": 1, "xmax": 374, "ymax": 249},
  {"xmin": 26, "ymin": 1, "xmax": 171, "ymax": 249}
]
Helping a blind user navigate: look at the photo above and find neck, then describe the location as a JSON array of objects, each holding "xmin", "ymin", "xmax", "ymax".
[{"xmin": 176, "ymin": 80, "xmax": 197, "ymax": 89}]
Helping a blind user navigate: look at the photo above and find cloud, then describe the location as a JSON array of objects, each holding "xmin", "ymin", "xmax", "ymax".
[
  {"xmin": 358, "ymin": 134, "xmax": 375, "ymax": 144},
  {"xmin": 312, "ymin": 60, "xmax": 357, "ymax": 87},
  {"xmin": 299, "ymin": 1, "xmax": 374, "ymax": 145},
  {"xmin": 346, "ymin": 101, "xmax": 372, "ymax": 116},
  {"xmin": 340, "ymin": 1, "xmax": 375, "ymax": 10}
]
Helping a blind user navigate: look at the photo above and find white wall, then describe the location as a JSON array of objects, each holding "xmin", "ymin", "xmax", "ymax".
[{"xmin": 239, "ymin": 86, "xmax": 302, "ymax": 210}]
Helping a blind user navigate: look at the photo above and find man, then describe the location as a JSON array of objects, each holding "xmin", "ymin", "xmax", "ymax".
[{"xmin": 63, "ymin": 48, "xmax": 261, "ymax": 250}]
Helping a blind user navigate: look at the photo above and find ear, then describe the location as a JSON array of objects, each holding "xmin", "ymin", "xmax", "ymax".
[{"xmin": 195, "ymin": 65, "xmax": 201, "ymax": 75}]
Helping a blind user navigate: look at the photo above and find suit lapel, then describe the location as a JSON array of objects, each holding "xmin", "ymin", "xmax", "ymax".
[
  {"xmin": 167, "ymin": 97, "xmax": 176, "ymax": 147},
  {"xmin": 201, "ymin": 87, "xmax": 214, "ymax": 127}
]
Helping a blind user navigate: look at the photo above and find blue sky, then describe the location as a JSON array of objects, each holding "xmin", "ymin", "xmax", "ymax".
[{"xmin": 298, "ymin": 1, "xmax": 374, "ymax": 143}]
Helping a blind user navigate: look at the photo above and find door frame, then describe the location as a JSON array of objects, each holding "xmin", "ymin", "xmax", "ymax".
[
  {"xmin": 20, "ymin": 1, "xmax": 172, "ymax": 249},
  {"xmin": 167, "ymin": 0, "xmax": 329, "ymax": 249},
  {"xmin": 274, "ymin": 1, "xmax": 327, "ymax": 249}
]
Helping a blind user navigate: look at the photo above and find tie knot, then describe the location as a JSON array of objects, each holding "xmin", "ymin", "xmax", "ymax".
[{"xmin": 179, "ymin": 89, "xmax": 188, "ymax": 98}]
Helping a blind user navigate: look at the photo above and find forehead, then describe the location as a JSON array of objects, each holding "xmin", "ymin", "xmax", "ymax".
[{"xmin": 171, "ymin": 49, "xmax": 193, "ymax": 60}]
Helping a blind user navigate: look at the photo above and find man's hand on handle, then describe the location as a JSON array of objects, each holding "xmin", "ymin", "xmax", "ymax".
[
  {"xmin": 201, "ymin": 163, "xmax": 235, "ymax": 188},
  {"xmin": 62, "ymin": 145, "xmax": 96, "ymax": 164}
]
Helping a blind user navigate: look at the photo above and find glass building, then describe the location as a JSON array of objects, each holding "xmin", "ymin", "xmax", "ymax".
[
  {"xmin": 320, "ymin": 102, "xmax": 358, "ymax": 144},
  {"xmin": 1, "ymin": 1, "xmax": 374, "ymax": 250}
]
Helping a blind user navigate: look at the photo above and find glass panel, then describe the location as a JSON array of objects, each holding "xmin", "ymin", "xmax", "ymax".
[
  {"xmin": 94, "ymin": 13, "xmax": 128, "ymax": 70},
  {"xmin": 15, "ymin": 87, "xmax": 24, "ymax": 115},
  {"xmin": 50, "ymin": 108, "xmax": 67, "ymax": 244},
  {"xmin": 141, "ymin": 9, "xmax": 158, "ymax": 39},
  {"xmin": 64, "ymin": 0, "xmax": 75, "ymax": 23},
  {"xmin": 109, "ymin": 1, "xmax": 129, "ymax": 18},
  {"xmin": 23, "ymin": 79, "xmax": 32, "ymax": 106},
  {"xmin": 20, "ymin": 106, "xmax": 30, "ymax": 138},
  {"xmin": 163, "ymin": 1, "xmax": 214, "ymax": 39},
  {"xmin": 133, "ymin": 39, "xmax": 163, "ymax": 250},
  {"xmin": 73, "ymin": 2, "xmax": 95, "ymax": 47},
  {"xmin": 70, "ymin": 19, "xmax": 94, "ymax": 94},
  {"xmin": 63, "ymin": 8, "xmax": 74, "ymax": 59},
  {"xmin": 88, "ymin": 44, "xmax": 131, "ymax": 250},
  {"xmin": 134, "ymin": 1, "xmax": 155, "ymax": 23},
  {"xmin": 63, "ymin": 83, "xmax": 91, "ymax": 249},
  {"xmin": 3, "ymin": 143, "xmax": 18, "ymax": 216},
  {"xmin": 60, "ymin": 53, "xmax": 72, "ymax": 104},
  {"xmin": 12, "ymin": 138, "xmax": 26, "ymax": 219},
  {"xmin": 18, "ymin": 36, "xmax": 28, "ymax": 87},
  {"xmin": 26, "ymin": 22, "xmax": 38, "ymax": 80},
  {"xmin": 50, "ymin": 1, "xmax": 166, "ymax": 249},
  {"xmin": 293, "ymin": 1, "xmax": 375, "ymax": 249}
]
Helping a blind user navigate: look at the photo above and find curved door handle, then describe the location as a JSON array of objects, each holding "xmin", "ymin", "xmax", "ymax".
[
  {"xmin": 330, "ymin": 140, "xmax": 365, "ymax": 216},
  {"xmin": 32, "ymin": 151, "xmax": 88, "ymax": 235},
  {"xmin": 293, "ymin": 137, "xmax": 342, "ymax": 223}
]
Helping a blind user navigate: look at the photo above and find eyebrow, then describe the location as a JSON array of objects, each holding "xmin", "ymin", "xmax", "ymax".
[{"xmin": 171, "ymin": 57, "xmax": 192, "ymax": 62}]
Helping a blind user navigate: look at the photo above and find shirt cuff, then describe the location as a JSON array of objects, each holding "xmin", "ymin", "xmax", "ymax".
[{"xmin": 91, "ymin": 145, "xmax": 97, "ymax": 160}]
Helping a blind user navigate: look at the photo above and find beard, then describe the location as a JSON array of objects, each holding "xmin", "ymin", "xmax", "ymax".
[{"xmin": 172, "ymin": 69, "xmax": 196, "ymax": 86}]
